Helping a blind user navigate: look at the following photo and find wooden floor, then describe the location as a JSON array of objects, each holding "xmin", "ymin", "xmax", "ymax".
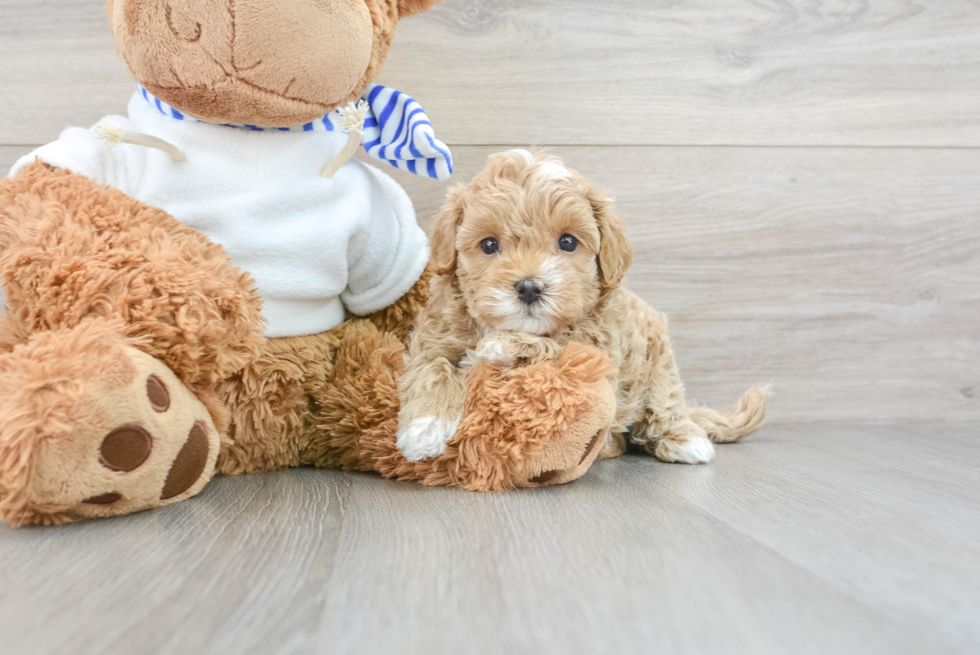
[
  {"xmin": 1, "ymin": 0, "xmax": 979, "ymax": 653},
  {"xmin": 0, "ymin": 424, "xmax": 977, "ymax": 655}
]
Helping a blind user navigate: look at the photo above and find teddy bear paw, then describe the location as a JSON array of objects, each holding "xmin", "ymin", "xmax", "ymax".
[{"xmin": 0, "ymin": 326, "xmax": 221, "ymax": 525}]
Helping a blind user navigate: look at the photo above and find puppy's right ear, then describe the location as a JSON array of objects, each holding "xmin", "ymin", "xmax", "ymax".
[
  {"xmin": 587, "ymin": 186, "xmax": 633, "ymax": 291},
  {"xmin": 430, "ymin": 185, "xmax": 466, "ymax": 277}
]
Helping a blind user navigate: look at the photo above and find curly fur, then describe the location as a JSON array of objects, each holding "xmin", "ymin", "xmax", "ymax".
[{"xmin": 403, "ymin": 150, "xmax": 770, "ymax": 465}]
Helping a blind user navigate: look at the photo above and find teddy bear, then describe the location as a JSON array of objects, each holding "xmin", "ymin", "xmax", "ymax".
[{"xmin": 0, "ymin": 0, "xmax": 619, "ymax": 527}]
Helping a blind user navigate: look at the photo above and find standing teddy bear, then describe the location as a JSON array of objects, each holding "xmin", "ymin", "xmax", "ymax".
[{"xmin": 0, "ymin": 0, "xmax": 619, "ymax": 526}]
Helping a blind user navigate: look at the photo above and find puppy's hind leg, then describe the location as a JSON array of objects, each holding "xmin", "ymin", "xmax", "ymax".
[
  {"xmin": 628, "ymin": 334, "xmax": 715, "ymax": 465},
  {"xmin": 633, "ymin": 409, "xmax": 716, "ymax": 465}
]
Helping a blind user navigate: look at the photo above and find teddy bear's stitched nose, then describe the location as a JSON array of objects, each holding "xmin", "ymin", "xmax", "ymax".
[{"xmin": 515, "ymin": 277, "xmax": 545, "ymax": 305}]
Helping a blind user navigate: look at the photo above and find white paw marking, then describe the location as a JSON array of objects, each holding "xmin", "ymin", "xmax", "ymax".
[
  {"xmin": 659, "ymin": 433, "xmax": 716, "ymax": 464},
  {"xmin": 397, "ymin": 416, "xmax": 461, "ymax": 462},
  {"xmin": 460, "ymin": 337, "xmax": 515, "ymax": 369}
]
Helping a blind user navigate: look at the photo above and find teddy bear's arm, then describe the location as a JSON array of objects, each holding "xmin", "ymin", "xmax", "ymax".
[
  {"xmin": 0, "ymin": 162, "xmax": 269, "ymax": 524},
  {"xmin": 314, "ymin": 324, "xmax": 618, "ymax": 491}
]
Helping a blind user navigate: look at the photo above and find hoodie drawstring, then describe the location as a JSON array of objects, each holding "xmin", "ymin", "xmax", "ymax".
[
  {"xmin": 95, "ymin": 120, "xmax": 187, "ymax": 163},
  {"xmin": 320, "ymin": 100, "xmax": 369, "ymax": 178}
]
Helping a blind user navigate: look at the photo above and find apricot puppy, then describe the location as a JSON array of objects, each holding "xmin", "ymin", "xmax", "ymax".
[{"xmin": 397, "ymin": 150, "xmax": 769, "ymax": 464}]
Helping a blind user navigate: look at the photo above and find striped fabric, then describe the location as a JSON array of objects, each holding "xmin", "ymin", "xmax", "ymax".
[{"xmin": 135, "ymin": 82, "xmax": 453, "ymax": 181}]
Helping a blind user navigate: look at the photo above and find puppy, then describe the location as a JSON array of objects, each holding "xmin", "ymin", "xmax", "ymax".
[{"xmin": 397, "ymin": 149, "xmax": 769, "ymax": 464}]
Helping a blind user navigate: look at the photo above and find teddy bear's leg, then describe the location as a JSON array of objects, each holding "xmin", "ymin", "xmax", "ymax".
[
  {"xmin": 213, "ymin": 330, "xmax": 345, "ymax": 475},
  {"xmin": 0, "ymin": 163, "xmax": 266, "ymax": 524},
  {"xmin": 311, "ymin": 322, "xmax": 618, "ymax": 490},
  {"xmin": 217, "ymin": 267, "xmax": 432, "ymax": 476},
  {"xmin": 221, "ymin": 269, "xmax": 430, "ymax": 475},
  {"xmin": 0, "ymin": 320, "xmax": 222, "ymax": 526},
  {"xmin": 302, "ymin": 321, "xmax": 405, "ymax": 472},
  {"xmin": 175, "ymin": 268, "xmax": 432, "ymax": 478}
]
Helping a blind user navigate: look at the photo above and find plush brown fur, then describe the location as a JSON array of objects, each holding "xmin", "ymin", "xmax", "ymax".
[
  {"xmin": 0, "ymin": 1, "xmax": 620, "ymax": 526},
  {"xmin": 401, "ymin": 150, "xmax": 770, "ymax": 467},
  {"xmin": 0, "ymin": 162, "xmax": 264, "ymax": 431}
]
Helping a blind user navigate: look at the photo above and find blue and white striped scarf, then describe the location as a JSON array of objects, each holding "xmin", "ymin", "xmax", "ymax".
[{"xmin": 136, "ymin": 82, "xmax": 453, "ymax": 181}]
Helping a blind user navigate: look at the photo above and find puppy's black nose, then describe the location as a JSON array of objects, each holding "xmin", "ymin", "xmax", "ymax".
[{"xmin": 515, "ymin": 277, "xmax": 544, "ymax": 305}]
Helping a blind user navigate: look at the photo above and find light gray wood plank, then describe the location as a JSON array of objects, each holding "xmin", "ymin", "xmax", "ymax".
[
  {"xmin": 686, "ymin": 423, "xmax": 980, "ymax": 651},
  {"xmin": 0, "ymin": 423, "xmax": 976, "ymax": 655},
  {"xmin": 3, "ymin": 0, "xmax": 980, "ymax": 147},
  {"xmin": 0, "ymin": 0, "xmax": 133, "ymax": 147},
  {"xmin": 388, "ymin": 0, "xmax": 980, "ymax": 147},
  {"xmin": 4, "ymin": 144, "xmax": 979, "ymax": 424}
]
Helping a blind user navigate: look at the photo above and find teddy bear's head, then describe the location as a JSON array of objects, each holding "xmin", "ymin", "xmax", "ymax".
[{"xmin": 106, "ymin": 0, "xmax": 443, "ymax": 127}]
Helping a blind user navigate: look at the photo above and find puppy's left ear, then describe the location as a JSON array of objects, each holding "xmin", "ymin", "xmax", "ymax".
[
  {"xmin": 430, "ymin": 185, "xmax": 466, "ymax": 277},
  {"xmin": 398, "ymin": 0, "xmax": 445, "ymax": 16},
  {"xmin": 588, "ymin": 186, "xmax": 633, "ymax": 290}
]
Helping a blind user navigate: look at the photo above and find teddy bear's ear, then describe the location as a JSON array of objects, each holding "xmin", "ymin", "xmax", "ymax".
[
  {"xmin": 585, "ymin": 185, "xmax": 634, "ymax": 291},
  {"xmin": 398, "ymin": 0, "xmax": 445, "ymax": 17},
  {"xmin": 430, "ymin": 185, "xmax": 466, "ymax": 277}
]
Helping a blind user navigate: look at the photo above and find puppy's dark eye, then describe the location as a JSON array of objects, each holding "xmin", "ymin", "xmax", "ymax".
[
  {"xmin": 558, "ymin": 234, "xmax": 578, "ymax": 252},
  {"xmin": 480, "ymin": 237, "xmax": 500, "ymax": 255}
]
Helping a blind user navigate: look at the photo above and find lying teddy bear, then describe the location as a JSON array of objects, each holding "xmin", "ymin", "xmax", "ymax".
[{"xmin": 0, "ymin": 0, "xmax": 617, "ymax": 526}]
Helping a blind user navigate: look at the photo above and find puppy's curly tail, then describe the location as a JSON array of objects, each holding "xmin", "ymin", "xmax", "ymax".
[{"xmin": 690, "ymin": 385, "xmax": 772, "ymax": 444}]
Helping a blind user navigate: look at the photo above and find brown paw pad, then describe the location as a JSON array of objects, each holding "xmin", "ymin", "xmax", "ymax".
[
  {"xmin": 161, "ymin": 421, "xmax": 210, "ymax": 500},
  {"xmin": 579, "ymin": 430, "xmax": 604, "ymax": 465},
  {"xmin": 100, "ymin": 426, "xmax": 152, "ymax": 472},
  {"xmin": 530, "ymin": 469, "xmax": 559, "ymax": 485},
  {"xmin": 83, "ymin": 492, "xmax": 122, "ymax": 505},
  {"xmin": 146, "ymin": 374, "xmax": 170, "ymax": 412}
]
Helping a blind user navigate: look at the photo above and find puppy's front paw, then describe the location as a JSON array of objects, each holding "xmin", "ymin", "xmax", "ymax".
[
  {"xmin": 396, "ymin": 416, "xmax": 461, "ymax": 462},
  {"xmin": 460, "ymin": 336, "xmax": 516, "ymax": 369},
  {"xmin": 655, "ymin": 431, "xmax": 716, "ymax": 465}
]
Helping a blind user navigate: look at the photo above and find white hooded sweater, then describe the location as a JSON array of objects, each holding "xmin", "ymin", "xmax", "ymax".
[{"xmin": 8, "ymin": 88, "xmax": 448, "ymax": 337}]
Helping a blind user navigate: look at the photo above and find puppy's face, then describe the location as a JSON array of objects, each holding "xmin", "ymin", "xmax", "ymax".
[{"xmin": 432, "ymin": 150, "xmax": 633, "ymax": 336}]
